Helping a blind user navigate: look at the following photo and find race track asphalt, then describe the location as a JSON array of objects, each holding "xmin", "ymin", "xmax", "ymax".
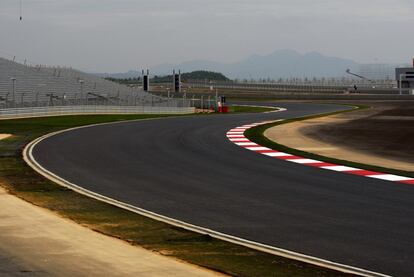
[{"xmin": 32, "ymin": 102, "xmax": 414, "ymax": 276}]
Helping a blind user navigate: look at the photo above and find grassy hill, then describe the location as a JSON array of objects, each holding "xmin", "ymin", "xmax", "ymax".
[
  {"xmin": 152, "ymin": 70, "xmax": 229, "ymax": 83},
  {"xmin": 105, "ymin": 70, "xmax": 229, "ymax": 85}
]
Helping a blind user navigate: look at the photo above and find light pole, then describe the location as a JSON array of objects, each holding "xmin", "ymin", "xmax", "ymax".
[
  {"xmin": 10, "ymin": 78, "xmax": 16, "ymax": 108},
  {"xmin": 20, "ymin": 92, "xmax": 26, "ymax": 107},
  {"xmin": 79, "ymin": 80, "xmax": 84, "ymax": 105}
]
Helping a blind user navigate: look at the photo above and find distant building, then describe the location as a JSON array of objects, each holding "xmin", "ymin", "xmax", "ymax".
[{"xmin": 395, "ymin": 60, "xmax": 414, "ymax": 90}]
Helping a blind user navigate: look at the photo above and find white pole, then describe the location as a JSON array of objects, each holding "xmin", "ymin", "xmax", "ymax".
[{"xmin": 215, "ymin": 89, "xmax": 218, "ymax": 111}]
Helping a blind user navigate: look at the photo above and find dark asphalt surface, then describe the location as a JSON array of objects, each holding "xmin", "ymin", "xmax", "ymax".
[{"xmin": 33, "ymin": 102, "xmax": 414, "ymax": 277}]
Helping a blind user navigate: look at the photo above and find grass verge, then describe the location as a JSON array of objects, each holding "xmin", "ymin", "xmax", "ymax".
[
  {"xmin": 0, "ymin": 114, "xmax": 353, "ymax": 277},
  {"xmin": 245, "ymin": 104, "xmax": 414, "ymax": 178}
]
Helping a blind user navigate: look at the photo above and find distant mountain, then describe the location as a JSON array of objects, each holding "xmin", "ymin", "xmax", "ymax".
[
  {"xmin": 94, "ymin": 50, "xmax": 396, "ymax": 79},
  {"xmin": 149, "ymin": 50, "xmax": 360, "ymax": 79},
  {"xmin": 95, "ymin": 60, "xmax": 226, "ymax": 79}
]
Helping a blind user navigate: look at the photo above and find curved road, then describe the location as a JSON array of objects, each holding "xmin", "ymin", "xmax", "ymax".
[{"xmin": 33, "ymin": 102, "xmax": 414, "ymax": 277}]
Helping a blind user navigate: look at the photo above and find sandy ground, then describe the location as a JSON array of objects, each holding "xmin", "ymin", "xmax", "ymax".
[
  {"xmin": 0, "ymin": 134, "xmax": 11, "ymax": 140},
  {"xmin": 0, "ymin": 187, "xmax": 223, "ymax": 277},
  {"xmin": 264, "ymin": 112, "xmax": 413, "ymax": 172}
]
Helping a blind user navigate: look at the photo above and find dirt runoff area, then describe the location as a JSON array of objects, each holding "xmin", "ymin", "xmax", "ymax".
[
  {"xmin": 0, "ymin": 186, "xmax": 223, "ymax": 277},
  {"xmin": 265, "ymin": 101, "xmax": 414, "ymax": 172},
  {"xmin": 0, "ymin": 134, "xmax": 11, "ymax": 140}
]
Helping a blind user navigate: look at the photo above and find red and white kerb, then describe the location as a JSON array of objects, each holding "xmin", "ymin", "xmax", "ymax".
[{"xmin": 227, "ymin": 122, "xmax": 414, "ymax": 185}]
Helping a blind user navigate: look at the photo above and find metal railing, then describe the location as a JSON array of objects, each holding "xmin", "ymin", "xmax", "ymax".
[
  {"xmin": 185, "ymin": 80, "xmax": 397, "ymax": 94},
  {"xmin": 0, "ymin": 105, "xmax": 195, "ymax": 119}
]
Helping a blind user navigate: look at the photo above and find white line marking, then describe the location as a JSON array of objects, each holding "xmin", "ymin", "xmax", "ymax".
[
  {"xmin": 368, "ymin": 174, "xmax": 414, "ymax": 182},
  {"xmin": 288, "ymin": 159, "xmax": 322, "ymax": 164},
  {"xmin": 229, "ymin": 138, "xmax": 250, "ymax": 142},
  {"xmin": 262, "ymin": 152, "xmax": 293, "ymax": 157},
  {"xmin": 321, "ymin": 166, "xmax": 360, "ymax": 172},
  {"xmin": 227, "ymin": 135, "xmax": 245, "ymax": 138},
  {"xmin": 246, "ymin": 147, "xmax": 272, "ymax": 151},
  {"xmin": 235, "ymin": 142, "xmax": 258, "ymax": 146},
  {"xmin": 230, "ymin": 129, "xmax": 247, "ymax": 132}
]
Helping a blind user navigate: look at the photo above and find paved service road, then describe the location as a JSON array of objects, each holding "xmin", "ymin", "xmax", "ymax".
[{"xmin": 33, "ymin": 102, "xmax": 414, "ymax": 277}]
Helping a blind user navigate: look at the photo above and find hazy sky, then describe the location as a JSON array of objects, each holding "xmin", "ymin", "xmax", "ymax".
[{"xmin": 1, "ymin": 0, "xmax": 413, "ymax": 72}]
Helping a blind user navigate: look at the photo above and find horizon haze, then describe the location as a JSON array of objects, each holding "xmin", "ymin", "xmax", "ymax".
[
  {"xmin": 96, "ymin": 49, "xmax": 404, "ymax": 80},
  {"xmin": 1, "ymin": 0, "xmax": 413, "ymax": 73}
]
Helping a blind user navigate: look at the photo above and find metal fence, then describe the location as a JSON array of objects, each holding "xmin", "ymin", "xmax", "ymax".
[
  {"xmin": 185, "ymin": 80, "xmax": 398, "ymax": 94},
  {"xmin": 0, "ymin": 105, "xmax": 195, "ymax": 119}
]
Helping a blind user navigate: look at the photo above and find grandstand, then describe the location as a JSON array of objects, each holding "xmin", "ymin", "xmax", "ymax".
[{"xmin": 0, "ymin": 57, "xmax": 180, "ymax": 109}]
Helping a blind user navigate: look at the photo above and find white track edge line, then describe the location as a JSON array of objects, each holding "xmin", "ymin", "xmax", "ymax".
[
  {"xmin": 22, "ymin": 113, "xmax": 389, "ymax": 277},
  {"xmin": 230, "ymin": 105, "xmax": 287, "ymax": 114},
  {"xmin": 23, "ymin": 135, "xmax": 389, "ymax": 277}
]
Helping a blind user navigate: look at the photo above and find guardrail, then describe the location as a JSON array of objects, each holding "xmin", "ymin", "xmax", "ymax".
[
  {"xmin": 0, "ymin": 105, "xmax": 195, "ymax": 119},
  {"xmin": 186, "ymin": 81, "xmax": 397, "ymax": 91}
]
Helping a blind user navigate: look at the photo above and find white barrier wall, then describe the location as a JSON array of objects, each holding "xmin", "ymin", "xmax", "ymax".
[{"xmin": 0, "ymin": 105, "xmax": 195, "ymax": 119}]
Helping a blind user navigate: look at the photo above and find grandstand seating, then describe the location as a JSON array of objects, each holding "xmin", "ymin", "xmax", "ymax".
[{"xmin": 0, "ymin": 57, "xmax": 175, "ymax": 108}]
